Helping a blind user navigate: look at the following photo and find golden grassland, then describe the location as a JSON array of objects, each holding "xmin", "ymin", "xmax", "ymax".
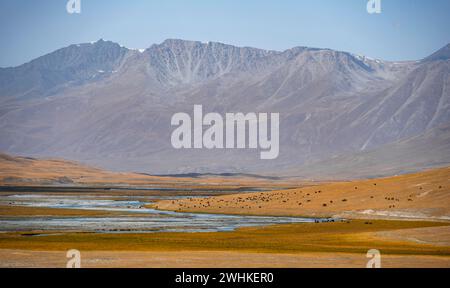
[
  {"xmin": 1, "ymin": 153, "xmax": 449, "ymax": 267},
  {"xmin": 0, "ymin": 220, "xmax": 449, "ymax": 256},
  {"xmin": 2, "ymin": 250, "xmax": 449, "ymax": 268},
  {"xmin": 0, "ymin": 205, "xmax": 122, "ymax": 218},
  {"xmin": 154, "ymin": 167, "xmax": 450, "ymax": 220}
]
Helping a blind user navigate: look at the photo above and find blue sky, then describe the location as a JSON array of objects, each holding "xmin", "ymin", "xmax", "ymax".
[{"xmin": 0, "ymin": 0, "xmax": 449, "ymax": 67}]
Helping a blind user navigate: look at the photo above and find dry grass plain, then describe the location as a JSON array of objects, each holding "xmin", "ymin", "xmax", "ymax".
[
  {"xmin": 0, "ymin": 153, "xmax": 304, "ymax": 190},
  {"xmin": 0, "ymin": 220, "xmax": 447, "ymax": 254},
  {"xmin": 2, "ymin": 250, "xmax": 449, "ymax": 268},
  {"xmin": 0, "ymin": 220, "xmax": 449, "ymax": 268},
  {"xmin": 154, "ymin": 167, "xmax": 450, "ymax": 220},
  {"xmin": 0, "ymin": 205, "xmax": 121, "ymax": 217},
  {"xmin": 1, "ymin": 154, "xmax": 449, "ymax": 267}
]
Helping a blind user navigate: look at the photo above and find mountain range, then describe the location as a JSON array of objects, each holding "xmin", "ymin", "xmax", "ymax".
[{"xmin": 0, "ymin": 39, "xmax": 449, "ymax": 178}]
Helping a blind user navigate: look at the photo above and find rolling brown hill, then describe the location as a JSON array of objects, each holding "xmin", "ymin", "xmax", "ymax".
[
  {"xmin": 0, "ymin": 153, "xmax": 300, "ymax": 190},
  {"xmin": 2, "ymin": 152, "xmax": 449, "ymax": 221},
  {"xmin": 155, "ymin": 167, "xmax": 450, "ymax": 221}
]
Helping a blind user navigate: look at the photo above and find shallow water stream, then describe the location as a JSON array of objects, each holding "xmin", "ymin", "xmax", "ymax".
[{"xmin": 0, "ymin": 194, "xmax": 324, "ymax": 233}]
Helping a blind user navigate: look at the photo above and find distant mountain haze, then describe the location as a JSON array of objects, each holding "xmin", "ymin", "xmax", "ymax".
[{"xmin": 0, "ymin": 39, "xmax": 449, "ymax": 178}]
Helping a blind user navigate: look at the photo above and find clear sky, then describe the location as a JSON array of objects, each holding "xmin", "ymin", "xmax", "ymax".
[{"xmin": 0, "ymin": 0, "xmax": 449, "ymax": 67}]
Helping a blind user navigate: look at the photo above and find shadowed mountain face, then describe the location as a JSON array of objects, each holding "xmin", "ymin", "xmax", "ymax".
[{"xmin": 0, "ymin": 39, "xmax": 449, "ymax": 178}]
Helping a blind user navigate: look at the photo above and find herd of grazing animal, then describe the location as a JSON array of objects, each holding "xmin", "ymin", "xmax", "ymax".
[{"xmin": 164, "ymin": 181, "xmax": 446, "ymax": 219}]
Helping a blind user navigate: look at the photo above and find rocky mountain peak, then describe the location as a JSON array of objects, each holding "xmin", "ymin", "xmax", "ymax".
[{"xmin": 423, "ymin": 43, "xmax": 450, "ymax": 62}]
